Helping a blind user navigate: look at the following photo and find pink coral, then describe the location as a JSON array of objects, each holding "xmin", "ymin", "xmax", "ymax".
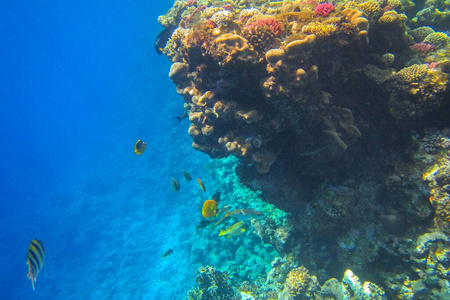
[
  {"xmin": 244, "ymin": 18, "xmax": 283, "ymax": 36},
  {"xmin": 410, "ymin": 42, "xmax": 436, "ymax": 54},
  {"xmin": 315, "ymin": 3, "xmax": 335, "ymax": 17}
]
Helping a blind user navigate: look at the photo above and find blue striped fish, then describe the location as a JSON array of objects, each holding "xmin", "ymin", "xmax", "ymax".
[{"xmin": 26, "ymin": 239, "xmax": 45, "ymax": 290}]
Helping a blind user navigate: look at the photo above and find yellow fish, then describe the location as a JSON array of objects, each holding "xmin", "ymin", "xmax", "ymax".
[
  {"xmin": 26, "ymin": 239, "xmax": 45, "ymax": 290},
  {"xmin": 134, "ymin": 139, "xmax": 147, "ymax": 155},
  {"xmin": 197, "ymin": 178, "xmax": 206, "ymax": 193},
  {"xmin": 219, "ymin": 221, "xmax": 248, "ymax": 238},
  {"xmin": 202, "ymin": 200, "xmax": 218, "ymax": 218},
  {"xmin": 171, "ymin": 178, "xmax": 180, "ymax": 192}
]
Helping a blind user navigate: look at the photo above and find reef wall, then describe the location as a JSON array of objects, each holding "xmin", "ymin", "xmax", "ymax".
[{"xmin": 157, "ymin": 0, "xmax": 450, "ymax": 298}]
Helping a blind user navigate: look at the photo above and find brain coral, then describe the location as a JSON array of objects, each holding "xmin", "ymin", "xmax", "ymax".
[{"xmin": 396, "ymin": 64, "xmax": 428, "ymax": 83}]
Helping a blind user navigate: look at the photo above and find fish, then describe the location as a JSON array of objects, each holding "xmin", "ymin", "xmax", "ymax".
[
  {"xmin": 197, "ymin": 178, "xmax": 206, "ymax": 193},
  {"xmin": 217, "ymin": 204, "xmax": 231, "ymax": 216},
  {"xmin": 171, "ymin": 178, "xmax": 180, "ymax": 192},
  {"xmin": 202, "ymin": 200, "xmax": 218, "ymax": 218},
  {"xmin": 211, "ymin": 190, "xmax": 221, "ymax": 203},
  {"xmin": 134, "ymin": 139, "xmax": 147, "ymax": 155},
  {"xmin": 161, "ymin": 248, "xmax": 174, "ymax": 258},
  {"xmin": 219, "ymin": 221, "xmax": 249, "ymax": 238},
  {"xmin": 155, "ymin": 25, "xmax": 176, "ymax": 55},
  {"xmin": 182, "ymin": 169, "xmax": 192, "ymax": 182},
  {"xmin": 176, "ymin": 109, "xmax": 189, "ymax": 124},
  {"xmin": 213, "ymin": 212, "xmax": 231, "ymax": 228},
  {"xmin": 26, "ymin": 239, "xmax": 45, "ymax": 290},
  {"xmin": 225, "ymin": 209, "xmax": 264, "ymax": 220}
]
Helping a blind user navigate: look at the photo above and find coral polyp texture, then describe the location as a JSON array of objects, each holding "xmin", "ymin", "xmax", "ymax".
[{"xmin": 158, "ymin": 0, "xmax": 450, "ymax": 298}]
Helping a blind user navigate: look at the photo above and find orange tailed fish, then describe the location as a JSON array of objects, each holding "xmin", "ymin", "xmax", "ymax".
[
  {"xmin": 134, "ymin": 139, "xmax": 147, "ymax": 155},
  {"xmin": 219, "ymin": 221, "xmax": 248, "ymax": 238},
  {"xmin": 182, "ymin": 169, "xmax": 192, "ymax": 182},
  {"xmin": 197, "ymin": 178, "xmax": 206, "ymax": 193},
  {"xmin": 171, "ymin": 178, "xmax": 180, "ymax": 192},
  {"xmin": 202, "ymin": 200, "xmax": 218, "ymax": 218},
  {"xmin": 26, "ymin": 239, "xmax": 45, "ymax": 290}
]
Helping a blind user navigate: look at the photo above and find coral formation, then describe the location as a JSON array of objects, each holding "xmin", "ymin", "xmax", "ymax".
[{"xmin": 157, "ymin": 0, "xmax": 450, "ymax": 298}]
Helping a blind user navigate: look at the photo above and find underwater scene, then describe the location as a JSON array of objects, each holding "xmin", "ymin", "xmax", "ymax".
[{"xmin": 2, "ymin": 0, "xmax": 450, "ymax": 299}]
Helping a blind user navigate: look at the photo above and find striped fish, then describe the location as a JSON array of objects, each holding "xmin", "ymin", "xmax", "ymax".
[{"xmin": 26, "ymin": 239, "xmax": 45, "ymax": 290}]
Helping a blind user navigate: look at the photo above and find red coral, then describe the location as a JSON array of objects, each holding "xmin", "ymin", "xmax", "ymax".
[
  {"xmin": 410, "ymin": 42, "xmax": 436, "ymax": 54},
  {"xmin": 244, "ymin": 18, "xmax": 283, "ymax": 36},
  {"xmin": 186, "ymin": 0, "xmax": 197, "ymax": 6},
  {"xmin": 314, "ymin": 3, "xmax": 335, "ymax": 17}
]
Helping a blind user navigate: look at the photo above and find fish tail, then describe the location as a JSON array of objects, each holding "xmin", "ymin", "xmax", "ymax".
[
  {"xmin": 225, "ymin": 212, "xmax": 230, "ymax": 217},
  {"xmin": 219, "ymin": 230, "xmax": 225, "ymax": 236}
]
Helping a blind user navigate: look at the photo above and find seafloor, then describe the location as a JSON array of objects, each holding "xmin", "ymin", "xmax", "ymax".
[{"xmin": 155, "ymin": 0, "xmax": 450, "ymax": 299}]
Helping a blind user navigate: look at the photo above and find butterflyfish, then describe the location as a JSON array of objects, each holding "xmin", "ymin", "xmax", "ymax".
[
  {"xmin": 26, "ymin": 239, "xmax": 45, "ymax": 290},
  {"xmin": 171, "ymin": 178, "xmax": 180, "ymax": 192},
  {"xmin": 219, "ymin": 221, "xmax": 248, "ymax": 238},
  {"xmin": 211, "ymin": 190, "xmax": 221, "ymax": 203},
  {"xmin": 134, "ymin": 139, "xmax": 147, "ymax": 155},
  {"xmin": 161, "ymin": 248, "xmax": 174, "ymax": 258},
  {"xmin": 197, "ymin": 178, "xmax": 206, "ymax": 193},
  {"xmin": 225, "ymin": 209, "xmax": 264, "ymax": 220},
  {"xmin": 182, "ymin": 169, "xmax": 192, "ymax": 182},
  {"xmin": 202, "ymin": 200, "xmax": 218, "ymax": 218}
]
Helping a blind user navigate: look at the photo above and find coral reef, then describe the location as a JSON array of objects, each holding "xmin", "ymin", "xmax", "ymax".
[{"xmin": 157, "ymin": 0, "xmax": 450, "ymax": 298}]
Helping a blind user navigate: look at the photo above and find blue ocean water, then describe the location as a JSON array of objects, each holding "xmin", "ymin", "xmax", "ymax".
[{"xmin": 0, "ymin": 2, "xmax": 212, "ymax": 298}]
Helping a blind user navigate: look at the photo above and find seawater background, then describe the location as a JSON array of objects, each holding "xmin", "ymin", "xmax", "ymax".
[{"xmin": 0, "ymin": 2, "xmax": 213, "ymax": 299}]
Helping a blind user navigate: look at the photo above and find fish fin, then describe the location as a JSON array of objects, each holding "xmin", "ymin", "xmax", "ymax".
[
  {"xmin": 225, "ymin": 211, "xmax": 230, "ymax": 217},
  {"xmin": 227, "ymin": 236, "xmax": 232, "ymax": 239},
  {"xmin": 31, "ymin": 277, "xmax": 36, "ymax": 290},
  {"xmin": 219, "ymin": 230, "xmax": 225, "ymax": 236},
  {"xmin": 241, "ymin": 228, "xmax": 246, "ymax": 232}
]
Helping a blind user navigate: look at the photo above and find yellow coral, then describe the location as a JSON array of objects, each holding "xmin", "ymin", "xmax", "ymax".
[
  {"xmin": 395, "ymin": 64, "xmax": 428, "ymax": 83},
  {"xmin": 356, "ymin": 0, "xmax": 381, "ymax": 19},
  {"xmin": 378, "ymin": 10, "xmax": 407, "ymax": 24},
  {"xmin": 342, "ymin": 8, "xmax": 369, "ymax": 31},
  {"xmin": 302, "ymin": 22, "xmax": 337, "ymax": 37},
  {"xmin": 285, "ymin": 266, "xmax": 311, "ymax": 296},
  {"xmin": 284, "ymin": 34, "xmax": 316, "ymax": 57},
  {"xmin": 423, "ymin": 32, "xmax": 449, "ymax": 48}
]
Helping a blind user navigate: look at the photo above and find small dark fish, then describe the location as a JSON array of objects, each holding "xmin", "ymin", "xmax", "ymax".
[
  {"xmin": 26, "ymin": 239, "xmax": 45, "ymax": 290},
  {"xmin": 182, "ymin": 169, "xmax": 192, "ymax": 182},
  {"xmin": 171, "ymin": 178, "xmax": 180, "ymax": 192},
  {"xmin": 155, "ymin": 25, "xmax": 176, "ymax": 55},
  {"xmin": 176, "ymin": 109, "xmax": 189, "ymax": 124},
  {"xmin": 211, "ymin": 190, "xmax": 221, "ymax": 203},
  {"xmin": 197, "ymin": 178, "xmax": 206, "ymax": 193},
  {"xmin": 134, "ymin": 139, "xmax": 147, "ymax": 155},
  {"xmin": 161, "ymin": 248, "xmax": 174, "ymax": 258}
]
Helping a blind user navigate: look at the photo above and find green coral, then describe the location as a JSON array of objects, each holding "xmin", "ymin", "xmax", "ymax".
[
  {"xmin": 410, "ymin": 26, "xmax": 436, "ymax": 42},
  {"xmin": 423, "ymin": 32, "xmax": 449, "ymax": 48}
]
